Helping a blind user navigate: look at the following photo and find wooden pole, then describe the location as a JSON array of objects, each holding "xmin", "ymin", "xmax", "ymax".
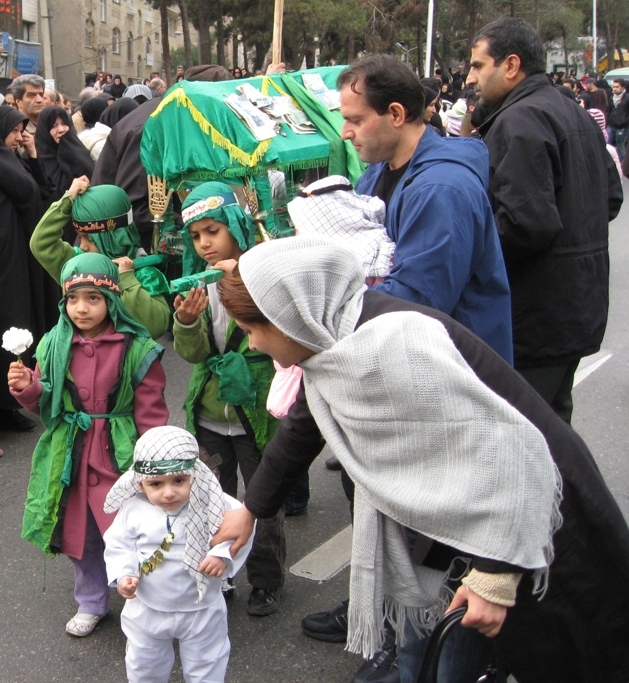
[{"xmin": 272, "ymin": 0, "xmax": 284, "ymax": 65}]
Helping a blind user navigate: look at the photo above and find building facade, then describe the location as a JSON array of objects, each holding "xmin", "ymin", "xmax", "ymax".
[{"xmin": 43, "ymin": 0, "xmax": 187, "ymax": 98}]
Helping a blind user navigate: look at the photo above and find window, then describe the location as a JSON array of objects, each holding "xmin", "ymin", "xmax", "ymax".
[
  {"xmin": 112, "ymin": 27, "xmax": 121, "ymax": 54},
  {"xmin": 100, "ymin": 0, "xmax": 106, "ymax": 22},
  {"xmin": 85, "ymin": 19, "xmax": 94, "ymax": 47},
  {"xmin": 127, "ymin": 0, "xmax": 134, "ymax": 14},
  {"xmin": 23, "ymin": 20, "xmax": 33, "ymax": 41},
  {"xmin": 146, "ymin": 37, "xmax": 152, "ymax": 65},
  {"xmin": 113, "ymin": 0, "xmax": 120, "ymax": 4},
  {"xmin": 137, "ymin": 10, "xmax": 142, "ymax": 35},
  {"xmin": 99, "ymin": 48, "xmax": 106, "ymax": 71},
  {"xmin": 127, "ymin": 32, "xmax": 134, "ymax": 62},
  {"xmin": 145, "ymin": 1, "xmax": 152, "ymax": 23}
]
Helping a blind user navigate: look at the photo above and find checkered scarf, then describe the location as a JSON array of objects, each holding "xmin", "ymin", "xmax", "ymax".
[{"xmin": 287, "ymin": 175, "xmax": 394, "ymax": 278}]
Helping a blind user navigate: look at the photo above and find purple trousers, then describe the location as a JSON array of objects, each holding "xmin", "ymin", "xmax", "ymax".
[{"xmin": 69, "ymin": 509, "xmax": 110, "ymax": 615}]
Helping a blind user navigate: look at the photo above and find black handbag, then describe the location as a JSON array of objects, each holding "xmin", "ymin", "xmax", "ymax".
[{"xmin": 416, "ymin": 607, "xmax": 500, "ymax": 683}]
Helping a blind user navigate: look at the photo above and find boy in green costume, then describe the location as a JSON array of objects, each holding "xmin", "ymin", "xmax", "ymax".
[
  {"xmin": 172, "ymin": 181, "xmax": 284, "ymax": 616},
  {"xmin": 30, "ymin": 176, "xmax": 171, "ymax": 339}
]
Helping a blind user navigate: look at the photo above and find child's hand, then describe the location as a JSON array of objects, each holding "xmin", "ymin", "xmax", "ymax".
[
  {"xmin": 213, "ymin": 259, "xmax": 237, "ymax": 274},
  {"xmin": 117, "ymin": 576, "xmax": 139, "ymax": 599},
  {"xmin": 173, "ymin": 286, "xmax": 208, "ymax": 325},
  {"xmin": 68, "ymin": 176, "xmax": 90, "ymax": 200},
  {"xmin": 112, "ymin": 256, "xmax": 135, "ymax": 273},
  {"xmin": 199, "ymin": 555, "xmax": 227, "ymax": 577},
  {"xmin": 7, "ymin": 361, "xmax": 32, "ymax": 391}
]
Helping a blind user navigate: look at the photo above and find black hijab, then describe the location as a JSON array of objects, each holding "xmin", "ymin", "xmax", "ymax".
[
  {"xmin": 35, "ymin": 106, "xmax": 94, "ymax": 200},
  {"xmin": 109, "ymin": 75, "xmax": 127, "ymax": 99},
  {"xmin": 80, "ymin": 97, "xmax": 109, "ymax": 127},
  {"xmin": 99, "ymin": 97, "xmax": 139, "ymax": 128},
  {"xmin": 0, "ymin": 106, "xmax": 27, "ymax": 141}
]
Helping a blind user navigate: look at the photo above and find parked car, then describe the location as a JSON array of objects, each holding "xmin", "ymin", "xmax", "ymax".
[{"xmin": 604, "ymin": 67, "xmax": 629, "ymax": 85}]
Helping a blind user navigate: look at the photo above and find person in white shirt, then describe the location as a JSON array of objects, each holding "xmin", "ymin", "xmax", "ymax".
[{"xmin": 104, "ymin": 425, "xmax": 254, "ymax": 683}]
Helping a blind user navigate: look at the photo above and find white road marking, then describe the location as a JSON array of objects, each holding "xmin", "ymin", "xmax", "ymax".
[
  {"xmin": 574, "ymin": 350, "xmax": 612, "ymax": 386},
  {"xmin": 290, "ymin": 524, "xmax": 352, "ymax": 581}
]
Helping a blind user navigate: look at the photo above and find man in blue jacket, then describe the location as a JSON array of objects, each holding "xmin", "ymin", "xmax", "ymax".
[
  {"xmin": 339, "ymin": 54, "xmax": 513, "ymax": 364},
  {"xmin": 301, "ymin": 54, "xmax": 513, "ymax": 683}
]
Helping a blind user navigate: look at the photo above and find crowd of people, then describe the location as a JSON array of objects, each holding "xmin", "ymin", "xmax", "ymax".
[{"xmin": 2, "ymin": 15, "xmax": 629, "ymax": 683}]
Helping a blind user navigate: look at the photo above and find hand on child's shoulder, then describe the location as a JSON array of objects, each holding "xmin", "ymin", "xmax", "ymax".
[{"xmin": 213, "ymin": 259, "xmax": 237, "ymax": 273}]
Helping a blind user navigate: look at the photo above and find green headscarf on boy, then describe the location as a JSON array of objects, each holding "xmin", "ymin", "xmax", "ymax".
[
  {"xmin": 180, "ymin": 181, "xmax": 258, "ymax": 275},
  {"xmin": 72, "ymin": 185, "xmax": 142, "ymax": 259},
  {"xmin": 38, "ymin": 252, "xmax": 153, "ymax": 427}
]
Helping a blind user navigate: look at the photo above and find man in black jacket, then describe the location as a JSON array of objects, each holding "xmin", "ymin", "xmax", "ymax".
[
  {"xmin": 608, "ymin": 77, "xmax": 629, "ymax": 161},
  {"xmin": 467, "ymin": 17, "xmax": 623, "ymax": 423}
]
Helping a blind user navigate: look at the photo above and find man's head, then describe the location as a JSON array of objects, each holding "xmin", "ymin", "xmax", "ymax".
[
  {"xmin": 43, "ymin": 88, "xmax": 60, "ymax": 107},
  {"xmin": 585, "ymin": 78, "xmax": 597, "ymax": 92},
  {"xmin": 612, "ymin": 79, "xmax": 626, "ymax": 96},
  {"xmin": 9, "ymin": 74, "xmax": 45, "ymax": 123},
  {"xmin": 337, "ymin": 54, "xmax": 425, "ymax": 168},
  {"xmin": 176, "ymin": 64, "xmax": 185, "ymax": 76},
  {"xmin": 148, "ymin": 78, "xmax": 166, "ymax": 96},
  {"xmin": 467, "ymin": 17, "xmax": 545, "ymax": 106}
]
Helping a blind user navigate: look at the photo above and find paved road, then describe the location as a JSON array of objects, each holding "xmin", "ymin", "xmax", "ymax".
[{"xmin": 1, "ymin": 178, "xmax": 627, "ymax": 683}]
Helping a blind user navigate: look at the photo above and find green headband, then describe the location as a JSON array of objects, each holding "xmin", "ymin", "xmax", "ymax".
[{"xmin": 133, "ymin": 459, "xmax": 196, "ymax": 476}]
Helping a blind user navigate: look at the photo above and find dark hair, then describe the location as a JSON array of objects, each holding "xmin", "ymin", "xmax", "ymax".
[
  {"xmin": 217, "ymin": 265, "xmax": 269, "ymax": 324},
  {"xmin": 337, "ymin": 54, "xmax": 425, "ymax": 122},
  {"xmin": 588, "ymin": 87, "xmax": 608, "ymax": 110},
  {"xmin": 472, "ymin": 17, "xmax": 546, "ymax": 76},
  {"xmin": 556, "ymin": 84, "xmax": 576, "ymax": 101},
  {"xmin": 613, "ymin": 78, "xmax": 626, "ymax": 88}
]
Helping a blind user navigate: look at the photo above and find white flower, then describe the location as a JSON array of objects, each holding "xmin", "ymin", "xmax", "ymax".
[{"xmin": 2, "ymin": 327, "xmax": 34, "ymax": 356}]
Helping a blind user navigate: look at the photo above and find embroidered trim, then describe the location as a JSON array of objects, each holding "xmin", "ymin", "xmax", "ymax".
[{"xmin": 63, "ymin": 272, "xmax": 120, "ymax": 294}]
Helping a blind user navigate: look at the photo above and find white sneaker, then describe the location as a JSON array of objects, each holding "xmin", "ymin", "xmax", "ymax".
[{"xmin": 65, "ymin": 612, "xmax": 102, "ymax": 637}]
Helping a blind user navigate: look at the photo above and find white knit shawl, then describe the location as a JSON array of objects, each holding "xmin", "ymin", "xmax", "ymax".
[
  {"xmin": 301, "ymin": 312, "xmax": 562, "ymax": 658},
  {"xmin": 238, "ymin": 237, "xmax": 562, "ymax": 658}
]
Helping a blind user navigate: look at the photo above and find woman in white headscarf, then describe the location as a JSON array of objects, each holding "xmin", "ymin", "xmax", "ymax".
[{"xmin": 213, "ymin": 235, "xmax": 629, "ymax": 683}]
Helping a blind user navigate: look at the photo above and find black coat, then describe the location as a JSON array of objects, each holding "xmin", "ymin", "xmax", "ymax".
[
  {"xmin": 92, "ymin": 96, "xmax": 162, "ymax": 252},
  {"xmin": 245, "ymin": 290, "xmax": 629, "ymax": 683},
  {"xmin": 608, "ymin": 91, "xmax": 629, "ymax": 129},
  {"xmin": 475, "ymin": 74, "xmax": 623, "ymax": 367},
  {"xmin": 0, "ymin": 109, "xmax": 60, "ymax": 410}
]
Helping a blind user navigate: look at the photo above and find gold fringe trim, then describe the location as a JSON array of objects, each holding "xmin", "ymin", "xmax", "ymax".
[{"xmin": 150, "ymin": 86, "xmax": 272, "ymax": 168}]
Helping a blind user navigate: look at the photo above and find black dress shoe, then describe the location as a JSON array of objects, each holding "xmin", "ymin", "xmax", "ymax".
[
  {"xmin": 301, "ymin": 599, "xmax": 349, "ymax": 642},
  {"xmin": 325, "ymin": 455, "xmax": 342, "ymax": 471},
  {"xmin": 247, "ymin": 587, "xmax": 281, "ymax": 616},
  {"xmin": 0, "ymin": 409, "xmax": 35, "ymax": 432}
]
